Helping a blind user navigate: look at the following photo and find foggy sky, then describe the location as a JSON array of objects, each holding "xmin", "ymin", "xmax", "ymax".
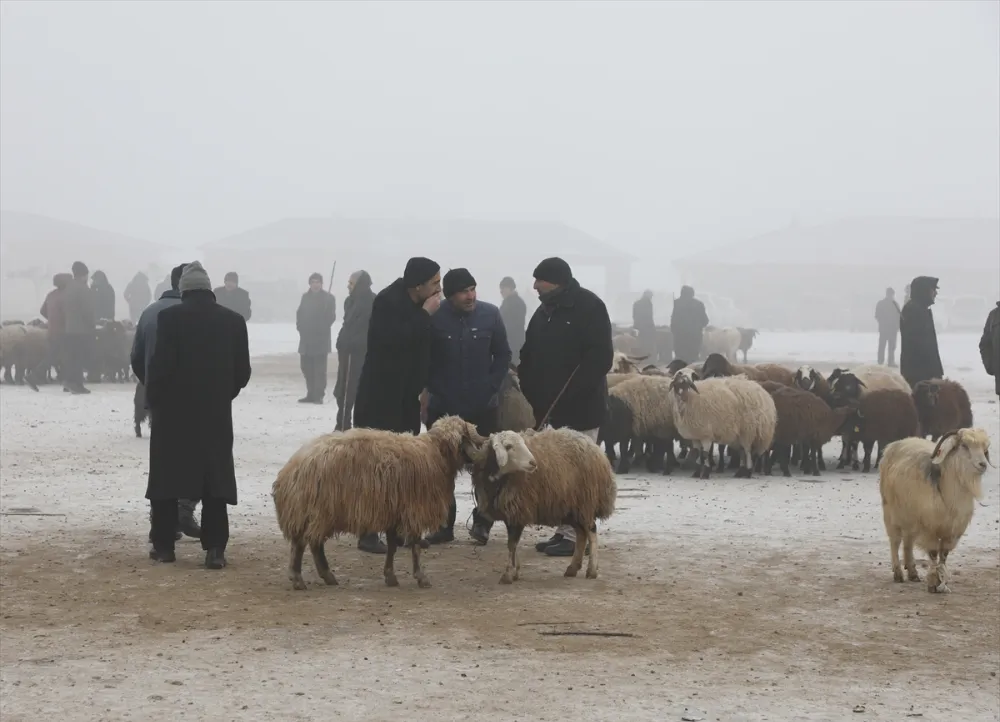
[{"xmin": 1, "ymin": 0, "xmax": 997, "ymax": 250}]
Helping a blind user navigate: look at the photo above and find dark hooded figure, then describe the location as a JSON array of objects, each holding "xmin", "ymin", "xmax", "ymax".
[
  {"xmin": 144, "ymin": 262, "xmax": 252, "ymax": 569},
  {"xmin": 499, "ymin": 276, "xmax": 527, "ymax": 364},
  {"xmin": 899, "ymin": 276, "xmax": 944, "ymax": 387},
  {"xmin": 213, "ymin": 271, "xmax": 252, "ymax": 321},
  {"xmin": 352, "ymin": 257, "xmax": 441, "ymax": 554},
  {"xmin": 40, "ymin": 273, "xmax": 74, "ymax": 385},
  {"xmin": 980, "ymin": 302, "xmax": 1000, "ymax": 397},
  {"xmin": 874, "ymin": 287, "xmax": 901, "ymax": 367},
  {"xmin": 632, "ymin": 289, "xmax": 656, "ymax": 360},
  {"xmin": 63, "ymin": 261, "xmax": 97, "ymax": 394},
  {"xmin": 334, "ymin": 270, "xmax": 375, "ymax": 431},
  {"xmin": 670, "ymin": 285, "xmax": 709, "ymax": 362},
  {"xmin": 91, "ymin": 270, "xmax": 116, "ymax": 321},
  {"xmin": 295, "ymin": 272, "xmax": 336, "ymax": 403},
  {"xmin": 124, "ymin": 272, "xmax": 153, "ymax": 322}
]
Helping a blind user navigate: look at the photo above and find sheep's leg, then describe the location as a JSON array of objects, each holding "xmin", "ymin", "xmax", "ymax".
[
  {"xmin": 928, "ymin": 544, "xmax": 951, "ymax": 593},
  {"xmin": 888, "ymin": 531, "xmax": 904, "ymax": 582},
  {"xmin": 790, "ymin": 443, "xmax": 801, "ymax": 464},
  {"xmin": 861, "ymin": 441, "xmax": 874, "ymax": 473},
  {"xmin": 411, "ymin": 539, "xmax": 431, "ymax": 588},
  {"xmin": 564, "ymin": 526, "xmax": 588, "ymax": 578},
  {"xmin": 500, "ymin": 524, "xmax": 524, "ymax": 584},
  {"xmin": 727, "ymin": 447, "xmax": 740, "ymax": 470},
  {"xmin": 851, "ymin": 441, "xmax": 861, "ymax": 471},
  {"xmin": 662, "ymin": 438, "xmax": 677, "ymax": 475},
  {"xmin": 585, "ymin": 526, "xmax": 599, "ymax": 579},
  {"xmin": 874, "ymin": 442, "xmax": 884, "ymax": 469},
  {"xmin": 715, "ymin": 444, "xmax": 727, "ymax": 473},
  {"xmin": 836, "ymin": 438, "xmax": 848, "ymax": 470},
  {"xmin": 309, "ymin": 542, "xmax": 338, "ymax": 586},
  {"xmin": 383, "ymin": 529, "xmax": 400, "ymax": 587},
  {"xmin": 700, "ymin": 444, "xmax": 712, "ymax": 479},
  {"xmin": 816, "ymin": 446, "xmax": 826, "ymax": 472},
  {"xmin": 902, "ymin": 535, "xmax": 919, "ymax": 582},
  {"xmin": 288, "ymin": 542, "xmax": 307, "ymax": 590}
]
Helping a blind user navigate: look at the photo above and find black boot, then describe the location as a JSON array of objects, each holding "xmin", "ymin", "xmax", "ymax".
[
  {"xmin": 357, "ymin": 533, "xmax": 387, "ymax": 554},
  {"xmin": 149, "ymin": 548, "xmax": 176, "ymax": 563},
  {"xmin": 205, "ymin": 548, "xmax": 227, "ymax": 569},
  {"xmin": 535, "ymin": 533, "xmax": 563, "ymax": 552},
  {"xmin": 424, "ymin": 527, "xmax": 454, "ymax": 545},
  {"xmin": 178, "ymin": 499, "xmax": 201, "ymax": 539}
]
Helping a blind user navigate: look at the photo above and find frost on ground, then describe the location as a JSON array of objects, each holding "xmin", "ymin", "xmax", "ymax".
[{"xmin": 1, "ymin": 330, "xmax": 998, "ymax": 721}]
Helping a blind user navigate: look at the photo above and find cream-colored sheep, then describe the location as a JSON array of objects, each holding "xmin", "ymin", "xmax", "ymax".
[{"xmin": 701, "ymin": 326, "xmax": 742, "ymax": 361}]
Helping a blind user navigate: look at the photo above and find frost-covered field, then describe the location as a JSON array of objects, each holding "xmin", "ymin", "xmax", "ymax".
[{"xmin": 1, "ymin": 330, "xmax": 997, "ymax": 721}]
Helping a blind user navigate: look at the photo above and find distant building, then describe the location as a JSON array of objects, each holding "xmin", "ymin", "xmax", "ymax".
[
  {"xmin": 201, "ymin": 216, "xmax": 635, "ymax": 321},
  {"xmin": 672, "ymin": 217, "xmax": 1000, "ymax": 331}
]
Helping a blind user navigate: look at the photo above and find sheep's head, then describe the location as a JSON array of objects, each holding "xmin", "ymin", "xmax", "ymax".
[
  {"xmin": 670, "ymin": 368, "xmax": 700, "ymax": 396},
  {"xmin": 829, "ymin": 371, "xmax": 865, "ymax": 407},
  {"xmin": 794, "ymin": 365, "xmax": 821, "ymax": 391},
  {"xmin": 931, "ymin": 428, "xmax": 991, "ymax": 478},
  {"xmin": 739, "ymin": 328, "xmax": 759, "ymax": 344},
  {"xmin": 912, "ymin": 380, "xmax": 940, "ymax": 410},
  {"xmin": 700, "ymin": 353, "xmax": 731, "ymax": 379},
  {"xmin": 430, "ymin": 415, "xmax": 487, "ymax": 454},
  {"xmin": 610, "ymin": 351, "xmax": 647, "ymax": 374},
  {"xmin": 641, "ymin": 364, "xmax": 667, "ymax": 376},
  {"xmin": 665, "ymin": 359, "xmax": 689, "ymax": 375},
  {"xmin": 464, "ymin": 430, "xmax": 537, "ymax": 479}
]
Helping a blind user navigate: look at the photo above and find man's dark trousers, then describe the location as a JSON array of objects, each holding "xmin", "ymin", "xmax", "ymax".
[
  {"xmin": 300, "ymin": 354, "xmax": 328, "ymax": 400},
  {"xmin": 150, "ymin": 495, "xmax": 229, "ymax": 552}
]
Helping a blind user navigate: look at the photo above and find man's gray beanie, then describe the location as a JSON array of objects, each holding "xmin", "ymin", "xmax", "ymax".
[{"xmin": 179, "ymin": 261, "xmax": 212, "ymax": 293}]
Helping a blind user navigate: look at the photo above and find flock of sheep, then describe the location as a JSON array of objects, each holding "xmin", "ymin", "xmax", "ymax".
[{"xmin": 270, "ymin": 342, "xmax": 991, "ymax": 597}]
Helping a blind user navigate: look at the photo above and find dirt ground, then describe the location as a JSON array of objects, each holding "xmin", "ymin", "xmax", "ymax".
[{"xmin": 2, "ymin": 351, "xmax": 998, "ymax": 721}]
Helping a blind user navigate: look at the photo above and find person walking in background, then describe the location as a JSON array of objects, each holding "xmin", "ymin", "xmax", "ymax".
[
  {"xmin": 40, "ymin": 273, "xmax": 73, "ymax": 388},
  {"xmin": 295, "ymin": 272, "xmax": 336, "ymax": 404},
  {"xmin": 899, "ymin": 276, "xmax": 944, "ymax": 388},
  {"xmin": 214, "ymin": 271, "xmax": 252, "ymax": 321},
  {"xmin": 874, "ymin": 287, "xmax": 901, "ymax": 367},
  {"xmin": 980, "ymin": 301, "xmax": 1000, "ymax": 398},
  {"xmin": 499, "ymin": 276, "xmax": 526, "ymax": 365},
  {"xmin": 62, "ymin": 261, "xmax": 97, "ymax": 395},
  {"xmin": 517, "ymin": 257, "xmax": 613, "ymax": 558},
  {"xmin": 144, "ymin": 262, "xmax": 251, "ymax": 568},
  {"xmin": 632, "ymin": 289, "xmax": 656, "ymax": 361},
  {"xmin": 670, "ymin": 285, "xmax": 709, "ymax": 363},
  {"xmin": 124, "ymin": 272, "xmax": 152, "ymax": 322},
  {"xmin": 91, "ymin": 270, "xmax": 116, "ymax": 321},
  {"xmin": 154, "ymin": 273, "xmax": 171, "ymax": 300},
  {"xmin": 130, "ymin": 262, "xmax": 201, "ymax": 543},
  {"xmin": 422, "ymin": 268, "xmax": 511, "ymax": 546},
  {"xmin": 334, "ymin": 270, "xmax": 375, "ymax": 431},
  {"xmin": 353, "ymin": 256, "xmax": 441, "ymax": 554}
]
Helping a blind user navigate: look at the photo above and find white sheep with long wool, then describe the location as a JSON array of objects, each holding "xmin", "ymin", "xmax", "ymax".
[
  {"xmin": 701, "ymin": 326, "xmax": 742, "ymax": 361},
  {"xmin": 878, "ymin": 428, "xmax": 991, "ymax": 593}
]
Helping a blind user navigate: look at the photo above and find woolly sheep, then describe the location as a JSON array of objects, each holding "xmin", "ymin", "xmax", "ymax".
[
  {"xmin": 759, "ymin": 381, "xmax": 855, "ymax": 476},
  {"xmin": 497, "ymin": 368, "xmax": 536, "ymax": 432},
  {"xmin": 271, "ymin": 415, "xmax": 486, "ymax": 590},
  {"xmin": 700, "ymin": 353, "xmax": 796, "ymax": 387},
  {"xmin": 610, "ymin": 351, "xmax": 647, "ymax": 374},
  {"xmin": 842, "ymin": 388, "xmax": 921, "ymax": 472},
  {"xmin": 607, "ymin": 374, "xmax": 678, "ymax": 473},
  {"xmin": 736, "ymin": 328, "xmax": 759, "ymax": 363},
  {"xmin": 598, "ymin": 394, "xmax": 635, "ymax": 471},
  {"xmin": 879, "ymin": 428, "xmax": 991, "ymax": 593},
  {"xmin": 701, "ymin": 327, "xmax": 742, "ymax": 361},
  {"xmin": 828, "ymin": 364, "xmax": 913, "ymax": 469},
  {"xmin": 912, "ymin": 380, "xmax": 973, "ymax": 442},
  {"xmin": 466, "ymin": 427, "xmax": 616, "ymax": 584},
  {"xmin": 669, "ymin": 370, "xmax": 777, "ymax": 479}
]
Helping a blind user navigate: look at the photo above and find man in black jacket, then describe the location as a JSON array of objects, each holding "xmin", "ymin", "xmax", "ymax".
[
  {"xmin": 213, "ymin": 271, "xmax": 252, "ymax": 321},
  {"xmin": 353, "ymin": 257, "xmax": 441, "ymax": 554},
  {"xmin": 632, "ymin": 289, "xmax": 656, "ymax": 361},
  {"xmin": 900, "ymin": 276, "xmax": 944, "ymax": 388},
  {"xmin": 979, "ymin": 302, "xmax": 999, "ymax": 398},
  {"xmin": 874, "ymin": 287, "xmax": 901, "ymax": 367},
  {"xmin": 499, "ymin": 276, "xmax": 526, "ymax": 365},
  {"xmin": 518, "ymin": 257, "xmax": 613, "ymax": 557},
  {"xmin": 670, "ymin": 285, "xmax": 709, "ymax": 363},
  {"xmin": 295, "ymin": 272, "xmax": 336, "ymax": 403},
  {"xmin": 334, "ymin": 270, "xmax": 375, "ymax": 430}
]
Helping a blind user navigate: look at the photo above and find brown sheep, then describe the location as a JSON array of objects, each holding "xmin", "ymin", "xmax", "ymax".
[
  {"xmin": 759, "ymin": 382, "xmax": 856, "ymax": 476},
  {"xmin": 700, "ymin": 352, "xmax": 795, "ymax": 387},
  {"xmin": 912, "ymin": 380, "xmax": 973, "ymax": 442},
  {"xmin": 271, "ymin": 416, "xmax": 486, "ymax": 590},
  {"xmin": 843, "ymin": 389, "xmax": 921, "ymax": 472}
]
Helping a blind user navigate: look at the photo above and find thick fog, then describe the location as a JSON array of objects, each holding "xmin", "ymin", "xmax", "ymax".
[{"xmin": 1, "ymin": 1, "xmax": 998, "ymax": 325}]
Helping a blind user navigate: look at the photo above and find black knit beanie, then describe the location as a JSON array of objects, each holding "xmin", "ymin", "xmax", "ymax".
[
  {"xmin": 403, "ymin": 256, "xmax": 440, "ymax": 287},
  {"xmin": 532, "ymin": 257, "xmax": 572, "ymax": 286},
  {"xmin": 308, "ymin": 272, "xmax": 323, "ymax": 284},
  {"xmin": 499, "ymin": 276, "xmax": 516, "ymax": 290},
  {"xmin": 169, "ymin": 263, "xmax": 188, "ymax": 291},
  {"xmin": 443, "ymin": 268, "xmax": 477, "ymax": 297}
]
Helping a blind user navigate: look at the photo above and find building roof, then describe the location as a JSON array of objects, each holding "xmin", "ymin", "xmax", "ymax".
[
  {"xmin": 203, "ymin": 216, "xmax": 635, "ymax": 262},
  {"xmin": 0, "ymin": 211, "xmax": 164, "ymax": 252},
  {"xmin": 673, "ymin": 216, "xmax": 1000, "ymax": 269}
]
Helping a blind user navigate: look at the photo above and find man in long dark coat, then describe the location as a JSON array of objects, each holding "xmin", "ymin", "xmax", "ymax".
[
  {"xmin": 518, "ymin": 257, "xmax": 613, "ymax": 558},
  {"xmin": 63, "ymin": 261, "xmax": 97, "ymax": 394},
  {"xmin": 144, "ymin": 262, "xmax": 252, "ymax": 568},
  {"xmin": 296, "ymin": 272, "xmax": 336, "ymax": 403},
  {"xmin": 632, "ymin": 289, "xmax": 656, "ymax": 361},
  {"xmin": 899, "ymin": 276, "xmax": 944, "ymax": 388},
  {"xmin": 124, "ymin": 272, "xmax": 153, "ymax": 323},
  {"xmin": 981, "ymin": 302, "xmax": 1000, "ymax": 398},
  {"xmin": 352, "ymin": 256, "xmax": 441, "ymax": 554},
  {"xmin": 499, "ymin": 276, "xmax": 527, "ymax": 365},
  {"xmin": 874, "ymin": 287, "xmax": 901, "ymax": 367},
  {"xmin": 334, "ymin": 270, "xmax": 375, "ymax": 431},
  {"xmin": 670, "ymin": 285, "xmax": 709, "ymax": 363}
]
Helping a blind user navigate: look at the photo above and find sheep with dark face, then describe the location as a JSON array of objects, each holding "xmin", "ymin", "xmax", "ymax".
[
  {"xmin": 759, "ymin": 381, "xmax": 856, "ymax": 476},
  {"xmin": 700, "ymin": 353, "xmax": 795, "ymax": 387},
  {"xmin": 828, "ymin": 365, "xmax": 912, "ymax": 469},
  {"xmin": 911, "ymin": 379, "xmax": 973, "ymax": 442},
  {"xmin": 841, "ymin": 388, "xmax": 921, "ymax": 472}
]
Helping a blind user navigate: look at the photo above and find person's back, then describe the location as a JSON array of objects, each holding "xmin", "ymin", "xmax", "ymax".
[
  {"xmin": 131, "ymin": 286, "xmax": 183, "ymax": 383},
  {"xmin": 499, "ymin": 278, "xmax": 527, "ymax": 362},
  {"xmin": 213, "ymin": 272, "xmax": 252, "ymax": 321},
  {"xmin": 125, "ymin": 273, "xmax": 152, "ymax": 320},
  {"xmin": 91, "ymin": 271, "xmax": 116, "ymax": 321},
  {"xmin": 874, "ymin": 288, "xmax": 901, "ymax": 366},
  {"xmin": 670, "ymin": 286, "xmax": 709, "ymax": 361},
  {"xmin": 899, "ymin": 275, "xmax": 943, "ymax": 386},
  {"xmin": 40, "ymin": 273, "xmax": 73, "ymax": 335},
  {"xmin": 981, "ymin": 302, "xmax": 1000, "ymax": 397}
]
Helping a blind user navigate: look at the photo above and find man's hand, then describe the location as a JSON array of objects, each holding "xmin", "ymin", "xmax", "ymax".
[{"xmin": 422, "ymin": 293, "xmax": 441, "ymax": 315}]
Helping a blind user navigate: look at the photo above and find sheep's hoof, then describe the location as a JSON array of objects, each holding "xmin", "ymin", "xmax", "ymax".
[
  {"xmin": 931, "ymin": 583, "xmax": 951, "ymax": 594},
  {"xmin": 416, "ymin": 577, "xmax": 432, "ymax": 589},
  {"xmin": 585, "ymin": 568, "xmax": 598, "ymax": 580},
  {"xmin": 499, "ymin": 573, "xmax": 514, "ymax": 585},
  {"xmin": 907, "ymin": 569, "xmax": 920, "ymax": 583},
  {"xmin": 862, "ymin": 463, "xmax": 871, "ymax": 473},
  {"xmin": 291, "ymin": 577, "xmax": 307, "ymax": 591},
  {"xmin": 852, "ymin": 461, "xmax": 860, "ymax": 471},
  {"xmin": 384, "ymin": 574, "xmax": 399, "ymax": 587},
  {"xmin": 892, "ymin": 568, "xmax": 904, "ymax": 583},
  {"xmin": 564, "ymin": 566, "xmax": 580, "ymax": 578},
  {"xmin": 320, "ymin": 572, "xmax": 339, "ymax": 586},
  {"xmin": 691, "ymin": 468, "xmax": 702, "ymax": 479}
]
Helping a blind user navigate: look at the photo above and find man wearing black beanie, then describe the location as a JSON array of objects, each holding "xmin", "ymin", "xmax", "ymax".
[
  {"xmin": 353, "ymin": 256, "xmax": 442, "ymax": 554},
  {"xmin": 518, "ymin": 256, "xmax": 614, "ymax": 557},
  {"xmin": 422, "ymin": 268, "xmax": 511, "ymax": 546}
]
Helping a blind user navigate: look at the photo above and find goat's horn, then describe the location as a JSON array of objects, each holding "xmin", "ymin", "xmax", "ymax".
[{"xmin": 931, "ymin": 430, "xmax": 960, "ymax": 460}]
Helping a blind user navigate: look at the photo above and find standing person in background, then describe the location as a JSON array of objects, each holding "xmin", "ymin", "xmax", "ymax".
[
  {"xmin": 91, "ymin": 270, "xmax": 116, "ymax": 321},
  {"xmin": 517, "ymin": 257, "xmax": 613, "ymax": 558},
  {"xmin": 979, "ymin": 301, "xmax": 999, "ymax": 398},
  {"xmin": 62, "ymin": 261, "xmax": 97, "ymax": 395},
  {"xmin": 422, "ymin": 268, "xmax": 511, "ymax": 546},
  {"xmin": 353, "ymin": 256, "xmax": 441, "ymax": 554},
  {"xmin": 874, "ymin": 287, "xmax": 901, "ymax": 367},
  {"xmin": 130, "ymin": 263, "xmax": 201, "ymax": 543},
  {"xmin": 214, "ymin": 271, "xmax": 252, "ymax": 321},
  {"xmin": 154, "ymin": 273, "xmax": 171, "ymax": 300},
  {"xmin": 124, "ymin": 272, "xmax": 152, "ymax": 322},
  {"xmin": 632, "ymin": 289, "xmax": 656, "ymax": 361},
  {"xmin": 334, "ymin": 270, "xmax": 375, "ymax": 431},
  {"xmin": 295, "ymin": 272, "xmax": 336, "ymax": 404},
  {"xmin": 145, "ymin": 262, "xmax": 251, "ymax": 568},
  {"xmin": 899, "ymin": 276, "xmax": 944, "ymax": 387},
  {"xmin": 499, "ymin": 276, "xmax": 526, "ymax": 365},
  {"xmin": 670, "ymin": 285, "xmax": 709, "ymax": 363},
  {"xmin": 40, "ymin": 273, "xmax": 73, "ymax": 388}
]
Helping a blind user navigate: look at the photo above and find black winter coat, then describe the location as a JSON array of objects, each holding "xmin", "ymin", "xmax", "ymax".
[
  {"xmin": 145, "ymin": 291, "xmax": 252, "ymax": 504},
  {"xmin": 980, "ymin": 302, "xmax": 1000, "ymax": 396},
  {"xmin": 670, "ymin": 293, "xmax": 709, "ymax": 362},
  {"xmin": 336, "ymin": 273, "xmax": 376, "ymax": 354},
  {"xmin": 500, "ymin": 292, "xmax": 527, "ymax": 361},
  {"xmin": 92, "ymin": 282, "xmax": 116, "ymax": 321},
  {"xmin": 518, "ymin": 279, "xmax": 614, "ymax": 431},
  {"xmin": 899, "ymin": 276, "xmax": 943, "ymax": 387},
  {"xmin": 632, "ymin": 296, "xmax": 655, "ymax": 331},
  {"xmin": 214, "ymin": 286, "xmax": 252, "ymax": 321},
  {"xmin": 296, "ymin": 289, "xmax": 336, "ymax": 355},
  {"xmin": 353, "ymin": 278, "xmax": 432, "ymax": 434}
]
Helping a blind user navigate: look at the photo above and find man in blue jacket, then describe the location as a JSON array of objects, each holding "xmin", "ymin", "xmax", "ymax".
[{"xmin": 422, "ymin": 268, "xmax": 511, "ymax": 546}]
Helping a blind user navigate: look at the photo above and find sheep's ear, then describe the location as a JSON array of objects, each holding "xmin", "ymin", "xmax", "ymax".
[
  {"xmin": 491, "ymin": 436, "xmax": 509, "ymax": 469},
  {"xmin": 931, "ymin": 431, "xmax": 960, "ymax": 466}
]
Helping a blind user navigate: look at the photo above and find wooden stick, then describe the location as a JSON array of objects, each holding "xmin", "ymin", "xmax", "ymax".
[{"xmin": 538, "ymin": 631, "xmax": 636, "ymax": 638}]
